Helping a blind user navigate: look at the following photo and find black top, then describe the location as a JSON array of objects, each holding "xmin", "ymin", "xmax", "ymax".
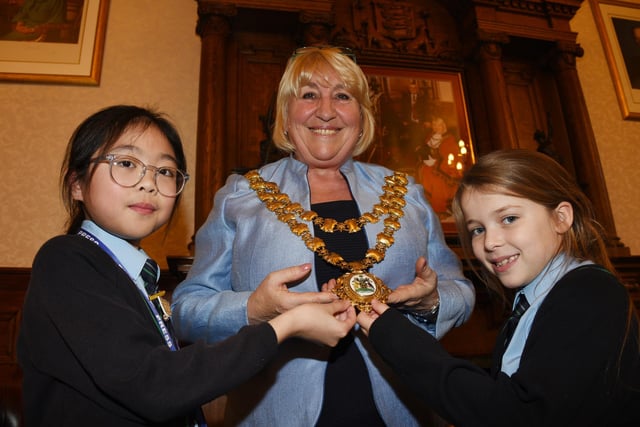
[
  {"xmin": 369, "ymin": 265, "xmax": 640, "ymax": 427},
  {"xmin": 18, "ymin": 235, "xmax": 279, "ymax": 427},
  {"xmin": 312, "ymin": 200, "xmax": 386, "ymax": 427}
]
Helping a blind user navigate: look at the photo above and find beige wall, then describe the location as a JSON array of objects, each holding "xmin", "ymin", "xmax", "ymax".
[
  {"xmin": 1, "ymin": 1, "xmax": 639, "ymax": 269},
  {"xmin": 573, "ymin": 0, "xmax": 640, "ymax": 255},
  {"xmin": 0, "ymin": 0, "xmax": 200, "ymax": 268}
]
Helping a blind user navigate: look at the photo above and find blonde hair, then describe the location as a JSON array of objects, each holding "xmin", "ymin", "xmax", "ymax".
[
  {"xmin": 272, "ymin": 46, "xmax": 375, "ymax": 156},
  {"xmin": 451, "ymin": 149, "xmax": 615, "ymax": 299}
]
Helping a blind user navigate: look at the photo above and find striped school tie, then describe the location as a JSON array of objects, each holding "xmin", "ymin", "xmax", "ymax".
[
  {"xmin": 491, "ymin": 293, "xmax": 530, "ymax": 376},
  {"xmin": 140, "ymin": 258, "xmax": 159, "ymax": 296}
]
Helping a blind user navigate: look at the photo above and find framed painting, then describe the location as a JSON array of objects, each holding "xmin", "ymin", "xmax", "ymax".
[
  {"xmin": 590, "ymin": 0, "xmax": 640, "ymax": 120},
  {"xmin": 0, "ymin": 0, "xmax": 109, "ymax": 85},
  {"xmin": 359, "ymin": 66, "xmax": 475, "ymax": 235}
]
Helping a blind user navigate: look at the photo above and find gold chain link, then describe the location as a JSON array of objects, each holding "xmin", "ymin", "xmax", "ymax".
[{"xmin": 245, "ymin": 170, "xmax": 408, "ymax": 272}]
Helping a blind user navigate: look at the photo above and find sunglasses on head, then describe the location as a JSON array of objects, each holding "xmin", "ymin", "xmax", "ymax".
[{"xmin": 290, "ymin": 46, "xmax": 357, "ymax": 63}]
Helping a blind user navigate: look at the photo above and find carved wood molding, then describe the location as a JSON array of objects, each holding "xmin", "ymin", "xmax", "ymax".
[
  {"xmin": 468, "ymin": 0, "xmax": 584, "ymax": 44},
  {"xmin": 197, "ymin": 0, "xmax": 333, "ymax": 14},
  {"xmin": 196, "ymin": 3, "xmax": 235, "ymax": 37},
  {"xmin": 332, "ymin": 1, "xmax": 464, "ymax": 67},
  {"xmin": 476, "ymin": 0, "xmax": 582, "ymax": 17}
]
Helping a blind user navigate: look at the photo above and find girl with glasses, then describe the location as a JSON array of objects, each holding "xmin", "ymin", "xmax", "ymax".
[
  {"xmin": 357, "ymin": 149, "xmax": 640, "ymax": 427},
  {"xmin": 18, "ymin": 104, "xmax": 356, "ymax": 426}
]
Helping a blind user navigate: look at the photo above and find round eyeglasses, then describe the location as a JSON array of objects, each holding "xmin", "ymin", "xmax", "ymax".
[{"xmin": 92, "ymin": 154, "xmax": 189, "ymax": 197}]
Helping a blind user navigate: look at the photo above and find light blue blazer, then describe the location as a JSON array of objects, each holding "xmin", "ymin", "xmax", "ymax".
[{"xmin": 172, "ymin": 156, "xmax": 474, "ymax": 426}]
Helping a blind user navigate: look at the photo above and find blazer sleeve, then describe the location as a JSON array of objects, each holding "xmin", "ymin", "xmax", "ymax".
[
  {"xmin": 20, "ymin": 235, "xmax": 278, "ymax": 422},
  {"xmin": 368, "ymin": 267, "xmax": 638, "ymax": 427}
]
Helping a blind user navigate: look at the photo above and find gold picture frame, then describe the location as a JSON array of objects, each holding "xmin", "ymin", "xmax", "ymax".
[
  {"xmin": 359, "ymin": 66, "xmax": 475, "ymax": 236},
  {"xmin": 591, "ymin": 0, "xmax": 640, "ymax": 120},
  {"xmin": 0, "ymin": 0, "xmax": 109, "ymax": 85}
]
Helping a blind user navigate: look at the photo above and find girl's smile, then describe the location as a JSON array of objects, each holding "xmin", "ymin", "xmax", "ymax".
[
  {"xmin": 72, "ymin": 125, "xmax": 177, "ymax": 246},
  {"xmin": 491, "ymin": 254, "xmax": 520, "ymax": 272},
  {"xmin": 461, "ymin": 189, "xmax": 571, "ymax": 289},
  {"xmin": 128, "ymin": 201, "xmax": 158, "ymax": 215}
]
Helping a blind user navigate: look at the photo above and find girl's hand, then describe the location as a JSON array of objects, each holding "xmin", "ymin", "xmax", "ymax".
[
  {"xmin": 269, "ymin": 300, "xmax": 356, "ymax": 346},
  {"xmin": 248, "ymin": 264, "xmax": 339, "ymax": 324},
  {"xmin": 386, "ymin": 256, "xmax": 439, "ymax": 314},
  {"xmin": 356, "ymin": 299, "xmax": 389, "ymax": 336},
  {"xmin": 320, "ymin": 278, "xmax": 337, "ymax": 292}
]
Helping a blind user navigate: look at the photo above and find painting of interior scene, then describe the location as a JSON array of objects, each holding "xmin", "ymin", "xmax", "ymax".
[
  {"xmin": 360, "ymin": 68, "xmax": 474, "ymax": 222},
  {"xmin": 0, "ymin": 0, "xmax": 84, "ymax": 43},
  {"xmin": 612, "ymin": 16, "xmax": 640, "ymax": 90}
]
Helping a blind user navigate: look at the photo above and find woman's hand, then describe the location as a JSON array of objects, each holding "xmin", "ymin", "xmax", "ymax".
[
  {"xmin": 247, "ymin": 264, "xmax": 339, "ymax": 324},
  {"xmin": 269, "ymin": 300, "xmax": 356, "ymax": 346},
  {"xmin": 386, "ymin": 256, "xmax": 439, "ymax": 313},
  {"xmin": 356, "ymin": 299, "xmax": 389, "ymax": 336},
  {"xmin": 320, "ymin": 278, "xmax": 338, "ymax": 293}
]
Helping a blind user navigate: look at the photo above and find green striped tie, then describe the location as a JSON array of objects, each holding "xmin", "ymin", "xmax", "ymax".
[{"xmin": 141, "ymin": 258, "xmax": 159, "ymax": 295}]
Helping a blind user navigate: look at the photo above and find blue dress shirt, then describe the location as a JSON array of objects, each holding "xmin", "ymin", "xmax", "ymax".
[
  {"xmin": 501, "ymin": 254, "xmax": 592, "ymax": 375},
  {"xmin": 80, "ymin": 220, "xmax": 155, "ymax": 293}
]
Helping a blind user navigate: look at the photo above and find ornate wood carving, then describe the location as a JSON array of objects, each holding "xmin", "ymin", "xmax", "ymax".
[
  {"xmin": 192, "ymin": 0, "xmax": 628, "ymax": 250},
  {"xmin": 332, "ymin": 0, "xmax": 463, "ymax": 68},
  {"xmin": 194, "ymin": 5, "xmax": 234, "ymax": 228}
]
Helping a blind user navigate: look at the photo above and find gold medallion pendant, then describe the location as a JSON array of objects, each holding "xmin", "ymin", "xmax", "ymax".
[
  {"xmin": 333, "ymin": 271, "xmax": 392, "ymax": 312},
  {"xmin": 245, "ymin": 170, "xmax": 407, "ymax": 313}
]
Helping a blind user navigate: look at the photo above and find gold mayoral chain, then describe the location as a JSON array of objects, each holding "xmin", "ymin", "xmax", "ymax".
[{"xmin": 245, "ymin": 170, "xmax": 408, "ymax": 312}]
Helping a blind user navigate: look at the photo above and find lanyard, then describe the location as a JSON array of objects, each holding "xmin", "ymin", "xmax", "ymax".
[
  {"xmin": 77, "ymin": 229, "xmax": 205, "ymax": 425},
  {"xmin": 77, "ymin": 228, "xmax": 178, "ymax": 351}
]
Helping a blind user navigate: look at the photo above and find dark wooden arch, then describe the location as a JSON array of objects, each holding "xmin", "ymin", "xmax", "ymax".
[{"xmin": 194, "ymin": 0, "xmax": 628, "ymax": 255}]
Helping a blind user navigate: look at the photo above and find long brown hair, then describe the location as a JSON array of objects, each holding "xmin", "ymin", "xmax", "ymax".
[{"xmin": 451, "ymin": 149, "xmax": 614, "ymax": 300}]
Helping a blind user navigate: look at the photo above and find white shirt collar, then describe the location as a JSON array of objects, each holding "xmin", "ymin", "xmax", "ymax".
[
  {"xmin": 501, "ymin": 253, "xmax": 592, "ymax": 375},
  {"xmin": 80, "ymin": 220, "xmax": 152, "ymax": 292}
]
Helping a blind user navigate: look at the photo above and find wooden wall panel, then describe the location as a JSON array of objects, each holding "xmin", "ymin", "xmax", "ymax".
[
  {"xmin": 230, "ymin": 34, "xmax": 292, "ymax": 171},
  {"xmin": 0, "ymin": 268, "xmax": 28, "ymax": 426},
  {"xmin": 0, "ymin": 294, "xmax": 22, "ymax": 365},
  {"xmin": 504, "ymin": 62, "xmax": 546, "ymax": 151}
]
